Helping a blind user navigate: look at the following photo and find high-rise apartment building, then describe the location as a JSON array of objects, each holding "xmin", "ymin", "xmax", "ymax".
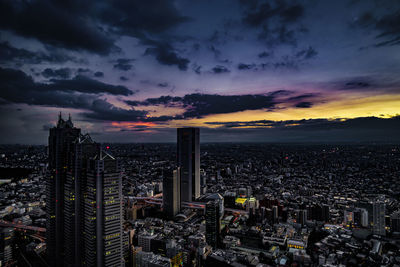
[{"xmin": 177, "ymin": 128, "xmax": 200, "ymax": 202}]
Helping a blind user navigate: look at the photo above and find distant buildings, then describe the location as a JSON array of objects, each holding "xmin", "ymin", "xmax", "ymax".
[{"xmin": 177, "ymin": 128, "xmax": 200, "ymax": 202}]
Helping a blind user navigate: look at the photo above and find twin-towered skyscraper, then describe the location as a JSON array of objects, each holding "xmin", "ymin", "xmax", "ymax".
[{"xmin": 46, "ymin": 114, "xmax": 124, "ymax": 267}]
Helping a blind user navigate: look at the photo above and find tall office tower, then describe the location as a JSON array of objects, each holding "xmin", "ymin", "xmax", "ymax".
[
  {"xmin": 64, "ymin": 134, "xmax": 99, "ymax": 266},
  {"xmin": 84, "ymin": 150, "xmax": 124, "ymax": 267},
  {"xmin": 177, "ymin": 128, "xmax": 200, "ymax": 202},
  {"xmin": 163, "ymin": 168, "xmax": 181, "ymax": 218},
  {"xmin": 373, "ymin": 197, "xmax": 386, "ymax": 236},
  {"xmin": 205, "ymin": 200, "xmax": 220, "ymax": 248},
  {"xmin": 46, "ymin": 113, "xmax": 80, "ymax": 266}
]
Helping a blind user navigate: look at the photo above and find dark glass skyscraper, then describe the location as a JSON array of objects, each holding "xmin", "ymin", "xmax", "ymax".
[
  {"xmin": 46, "ymin": 114, "xmax": 80, "ymax": 266},
  {"xmin": 163, "ymin": 168, "xmax": 181, "ymax": 218},
  {"xmin": 46, "ymin": 114, "xmax": 124, "ymax": 266},
  {"xmin": 177, "ymin": 128, "xmax": 200, "ymax": 202}
]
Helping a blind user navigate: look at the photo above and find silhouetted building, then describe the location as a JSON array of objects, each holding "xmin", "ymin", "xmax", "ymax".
[
  {"xmin": 46, "ymin": 113, "xmax": 80, "ymax": 266},
  {"xmin": 47, "ymin": 114, "xmax": 123, "ymax": 267},
  {"xmin": 163, "ymin": 168, "xmax": 181, "ymax": 218},
  {"xmin": 177, "ymin": 128, "xmax": 200, "ymax": 202},
  {"xmin": 206, "ymin": 200, "xmax": 220, "ymax": 248}
]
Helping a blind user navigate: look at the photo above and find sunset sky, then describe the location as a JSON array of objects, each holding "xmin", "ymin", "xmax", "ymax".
[{"xmin": 0, "ymin": 0, "xmax": 399, "ymax": 143}]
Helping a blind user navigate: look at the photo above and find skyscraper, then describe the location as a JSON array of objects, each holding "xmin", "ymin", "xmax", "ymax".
[
  {"xmin": 163, "ymin": 168, "xmax": 181, "ymax": 218},
  {"xmin": 84, "ymin": 151, "xmax": 124, "ymax": 267},
  {"xmin": 64, "ymin": 133, "xmax": 100, "ymax": 266},
  {"xmin": 46, "ymin": 114, "xmax": 124, "ymax": 266},
  {"xmin": 205, "ymin": 200, "xmax": 220, "ymax": 248},
  {"xmin": 177, "ymin": 128, "xmax": 200, "ymax": 202},
  {"xmin": 46, "ymin": 113, "xmax": 80, "ymax": 266},
  {"xmin": 373, "ymin": 196, "xmax": 386, "ymax": 236}
]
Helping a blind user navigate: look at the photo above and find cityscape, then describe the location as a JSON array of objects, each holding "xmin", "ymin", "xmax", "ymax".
[
  {"xmin": 1, "ymin": 0, "xmax": 400, "ymax": 266},
  {"xmin": 0, "ymin": 115, "xmax": 399, "ymax": 266}
]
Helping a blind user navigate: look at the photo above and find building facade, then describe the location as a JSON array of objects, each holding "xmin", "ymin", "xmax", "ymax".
[
  {"xmin": 163, "ymin": 168, "xmax": 181, "ymax": 218},
  {"xmin": 177, "ymin": 128, "xmax": 200, "ymax": 202}
]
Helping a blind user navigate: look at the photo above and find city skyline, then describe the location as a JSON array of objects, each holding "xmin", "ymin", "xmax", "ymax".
[{"xmin": 1, "ymin": 0, "xmax": 400, "ymax": 144}]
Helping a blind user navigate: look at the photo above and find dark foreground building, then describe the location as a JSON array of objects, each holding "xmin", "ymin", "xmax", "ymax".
[{"xmin": 46, "ymin": 114, "xmax": 124, "ymax": 266}]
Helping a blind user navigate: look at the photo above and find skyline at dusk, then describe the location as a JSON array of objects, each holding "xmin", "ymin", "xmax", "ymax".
[{"xmin": 1, "ymin": 0, "xmax": 400, "ymax": 144}]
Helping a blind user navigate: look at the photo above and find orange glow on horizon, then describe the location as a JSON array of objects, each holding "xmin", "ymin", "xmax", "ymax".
[{"xmin": 111, "ymin": 121, "xmax": 156, "ymax": 127}]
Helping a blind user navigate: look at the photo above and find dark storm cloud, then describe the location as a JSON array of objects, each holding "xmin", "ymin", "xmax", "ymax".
[
  {"xmin": 242, "ymin": 1, "xmax": 304, "ymax": 27},
  {"xmin": 258, "ymin": 47, "xmax": 318, "ymax": 70},
  {"xmin": 0, "ymin": 68, "xmax": 133, "ymax": 110},
  {"xmin": 238, "ymin": 63, "xmax": 256, "ymax": 70},
  {"xmin": 240, "ymin": 0, "xmax": 305, "ymax": 47},
  {"xmin": 356, "ymin": 10, "xmax": 400, "ymax": 47},
  {"xmin": 287, "ymin": 93, "xmax": 317, "ymax": 101},
  {"xmin": 0, "ymin": 0, "xmax": 189, "ymax": 55},
  {"xmin": 0, "ymin": 67, "xmax": 162, "ymax": 122},
  {"xmin": 158, "ymin": 82, "xmax": 168, "ymax": 87},
  {"xmin": 113, "ymin": 59, "xmax": 134, "ymax": 71},
  {"xmin": 258, "ymin": 51, "xmax": 272, "ymax": 58},
  {"xmin": 295, "ymin": 101, "xmax": 313, "ymax": 108},
  {"xmin": 212, "ymin": 65, "xmax": 230, "ymax": 74},
  {"xmin": 126, "ymin": 92, "xmax": 283, "ymax": 119},
  {"xmin": 295, "ymin": 46, "xmax": 318, "ymax": 59},
  {"xmin": 344, "ymin": 81, "xmax": 370, "ymax": 90},
  {"xmin": 258, "ymin": 25, "xmax": 297, "ymax": 46},
  {"xmin": 48, "ymin": 75, "xmax": 133, "ymax": 96},
  {"xmin": 0, "ymin": 0, "xmax": 115, "ymax": 54},
  {"xmin": 42, "ymin": 68, "xmax": 71, "ymax": 79},
  {"xmin": 0, "ymin": 41, "xmax": 76, "ymax": 64},
  {"xmin": 97, "ymin": 0, "xmax": 190, "ymax": 36},
  {"xmin": 80, "ymin": 99, "xmax": 147, "ymax": 121},
  {"xmin": 94, "ymin": 71, "xmax": 104, "ymax": 77},
  {"xmin": 144, "ymin": 42, "xmax": 190, "ymax": 71},
  {"xmin": 120, "ymin": 76, "xmax": 128, "ymax": 81}
]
